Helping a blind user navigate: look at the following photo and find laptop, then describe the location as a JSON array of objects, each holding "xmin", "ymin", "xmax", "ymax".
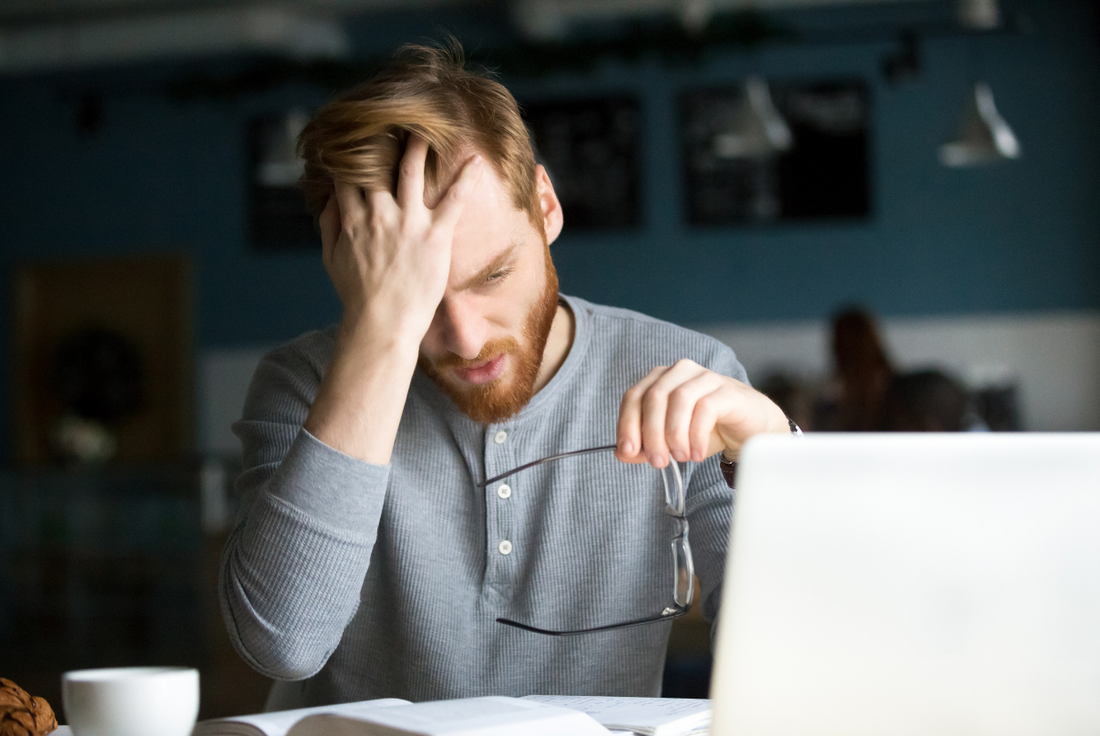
[{"xmin": 709, "ymin": 433, "xmax": 1100, "ymax": 736}]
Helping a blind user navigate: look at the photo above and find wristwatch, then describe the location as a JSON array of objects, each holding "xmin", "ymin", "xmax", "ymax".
[{"xmin": 719, "ymin": 418, "xmax": 802, "ymax": 489}]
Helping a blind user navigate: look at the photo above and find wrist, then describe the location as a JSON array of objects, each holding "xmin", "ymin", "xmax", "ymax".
[
  {"xmin": 766, "ymin": 402, "xmax": 792, "ymax": 435},
  {"xmin": 719, "ymin": 416, "xmax": 802, "ymax": 489},
  {"xmin": 339, "ymin": 306, "xmax": 426, "ymax": 357}
]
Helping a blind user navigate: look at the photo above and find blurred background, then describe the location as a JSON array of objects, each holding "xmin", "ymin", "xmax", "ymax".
[{"xmin": 1, "ymin": 0, "xmax": 1098, "ymax": 719}]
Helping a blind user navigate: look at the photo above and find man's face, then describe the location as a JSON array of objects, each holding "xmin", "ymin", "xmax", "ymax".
[{"xmin": 417, "ymin": 161, "xmax": 561, "ymax": 424}]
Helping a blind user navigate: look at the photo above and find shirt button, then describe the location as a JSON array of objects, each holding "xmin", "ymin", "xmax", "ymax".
[
  {"xmin": 493, "ymin": 430, "xmax": 508, "ymax": 444},
  {"xmin": 498, "ymin": 540, "xmax": 513, "ymax": 555},
  {"xmin": 497, "ymin": 484, "xmax": 512, "ymax": 499}
]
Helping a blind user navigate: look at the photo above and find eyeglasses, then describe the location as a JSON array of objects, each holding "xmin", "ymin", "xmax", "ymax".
[{"xmin": 477, "ymin": 444, "xmax": 694, "ymax": 636}]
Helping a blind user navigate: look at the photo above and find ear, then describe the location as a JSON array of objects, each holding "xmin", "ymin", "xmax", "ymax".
[{"xmin": 535, "ymin": 165, "xmax": 564, "ymax": 245}]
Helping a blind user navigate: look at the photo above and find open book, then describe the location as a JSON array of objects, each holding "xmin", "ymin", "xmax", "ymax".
[
  {"xmin": 523, "ymin": 696, "xmax": 709, "ymax": 736},
  {"xmin": 193, "ymin": 695, "xmax": 710, "ymax": 736},
  {"xmin": 191, "ymin": 699, "xmax": 410, "ymax": 736}
]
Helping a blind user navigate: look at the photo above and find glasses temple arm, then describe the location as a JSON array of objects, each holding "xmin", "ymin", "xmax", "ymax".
[{"xmin": 477, "ymin": 444, "xmax": 618, "ymax": 488}]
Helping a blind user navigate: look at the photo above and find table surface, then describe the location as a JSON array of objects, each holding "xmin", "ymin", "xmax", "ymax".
[{"xmin": 54, "ymin": 728, "xmax": 72, "ymax": 736}]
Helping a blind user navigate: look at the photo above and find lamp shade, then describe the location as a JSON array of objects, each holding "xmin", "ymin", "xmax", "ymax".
[
  {"xmin": 256, "ymin": 108, "xmax": 310, "ymax": 187},
  {"xmin": 713, "ymin": 76, "xmax": 793, "ymax": 159},
  {"xmin": 957, "ymin": 0, "xmax": 1001, "ymax": 30},
  {"xmin": 939, "ymin": 82, "xmax": 1020, "ymax": 167}
]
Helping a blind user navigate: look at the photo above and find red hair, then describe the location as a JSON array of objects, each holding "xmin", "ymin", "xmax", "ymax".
[{"xmin": 297, "ymin": 41, "xmax": 543, "ymax": 237}]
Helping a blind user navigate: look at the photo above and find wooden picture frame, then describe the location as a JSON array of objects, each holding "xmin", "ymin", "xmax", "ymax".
[{"xmin": 12, "ymin": 254, "xmax": 193, "ymax": 466}]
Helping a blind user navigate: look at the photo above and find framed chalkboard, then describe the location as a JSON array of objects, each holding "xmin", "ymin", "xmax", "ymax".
[
  {"xmin": 680, "ymin": 80, "xmax": 871, "ymax": 226},
  {"xmin": 523, "ymin": 96, "xmax": 642, "ymax": 230}
]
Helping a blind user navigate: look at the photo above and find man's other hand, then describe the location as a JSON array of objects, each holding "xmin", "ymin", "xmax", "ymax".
[
  {"xmin": 615, "ymin": 360, "xmax": 790, "ymax": 468},
  {"xmin": 318, "ymin": 135, "xmax": 484, "ymax": 344}
]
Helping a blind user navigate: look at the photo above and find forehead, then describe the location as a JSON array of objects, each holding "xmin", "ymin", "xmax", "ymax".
[{"xmin": 440, "ymin": 157, "xmax": 538, "ymax": 275}]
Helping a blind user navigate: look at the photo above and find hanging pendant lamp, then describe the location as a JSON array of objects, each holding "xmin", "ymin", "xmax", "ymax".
[
  {"xmin": 939, "ymin": 82, "xmax": 1020, "ymax": 167},
  {"xmin": 256, "ymin": 108, "xmax": 310, "ymax": 187},
  {"xmin": 957, "ymin": 0, "xmax": 1001, "ymax": 30},
  {"xmin": 713, "ymin": 76, "xmax": 793, "ymax": 159}
]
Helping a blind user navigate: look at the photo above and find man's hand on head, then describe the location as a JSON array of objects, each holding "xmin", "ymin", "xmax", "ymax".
[
  {"xmin": 614, "ymin": 359, "xmax": 790, "ymax": 469},
  {"xmin": 318, "ymin": 134, "xmax": 484, "ymax": 347},
  {"xmin": 303, "ymin": 136, "xmax": 482, "ymax": 465}
]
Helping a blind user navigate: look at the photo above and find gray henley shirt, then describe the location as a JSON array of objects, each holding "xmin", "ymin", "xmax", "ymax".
[{"xmin": 220, "ymin": 294, "xmax": 745, "ymax": 706}]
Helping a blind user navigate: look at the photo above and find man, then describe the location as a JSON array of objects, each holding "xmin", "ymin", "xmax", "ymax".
[{"xmin": 221, "ymin": 42, "xmax": 792, "ymax": 708}]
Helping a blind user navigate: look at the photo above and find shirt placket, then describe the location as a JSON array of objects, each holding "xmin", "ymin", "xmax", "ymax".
[{"xmin": 482, "ymin": 425, "xmax": 517, "ymax": 600}]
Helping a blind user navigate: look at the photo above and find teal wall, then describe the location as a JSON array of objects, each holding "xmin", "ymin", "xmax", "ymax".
[{"xmin": 1, "ymin": 0, "xmax": 1098, "ymax": 463}]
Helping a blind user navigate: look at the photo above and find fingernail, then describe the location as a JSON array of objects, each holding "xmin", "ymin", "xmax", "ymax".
[{"xmin": 621, "ymin": 440, "xmax": 633, "ymax": 455}]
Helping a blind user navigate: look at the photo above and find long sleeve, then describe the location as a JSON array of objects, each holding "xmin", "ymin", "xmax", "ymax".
[{"xmin": 219, "ymin": 332, "xmax": 392, "ymax": 680}]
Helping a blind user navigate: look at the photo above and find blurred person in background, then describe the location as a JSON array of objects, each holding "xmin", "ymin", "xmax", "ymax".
[
  {"xmin": 880, "ymin": 369, "xmax": 986, "ymax": 432},
  {"xmin": 815, "ymin": 307, "xmax": 894, "ymax": 431}
]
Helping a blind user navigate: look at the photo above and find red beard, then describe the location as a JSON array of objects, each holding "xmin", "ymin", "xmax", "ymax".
[{"xmin": 418, "ymin": 251, "xmax": 560, "ymax": 424}]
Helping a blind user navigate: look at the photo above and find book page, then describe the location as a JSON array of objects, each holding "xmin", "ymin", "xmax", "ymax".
[
  {"xmin": 288, "ymin": 696, "xmax": 612, "ymax": 736},
  {"xmin": 522, "ymin": 696, "xmax": 710, "ymax": 736},
  {"xmin": 193, "ymin": 698, "xmax": 411, "ymax": 736}
]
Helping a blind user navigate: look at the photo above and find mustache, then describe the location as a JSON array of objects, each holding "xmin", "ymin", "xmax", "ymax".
[{"xmin": 427, "ymin": 337, "xmax": 520, "ymax": 370}]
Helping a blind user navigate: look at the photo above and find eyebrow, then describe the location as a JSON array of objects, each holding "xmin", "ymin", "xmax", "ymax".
[{"xmin": 458, "ymin": 241, "xmax": 520, "ymax": 291}]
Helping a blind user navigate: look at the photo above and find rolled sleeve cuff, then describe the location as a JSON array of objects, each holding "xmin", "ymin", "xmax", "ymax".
[{"xmin": 264, "ymin": 428, "xmax": 391, "ymax": 536}]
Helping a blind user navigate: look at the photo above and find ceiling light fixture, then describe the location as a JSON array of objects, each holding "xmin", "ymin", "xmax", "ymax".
[
  {"xmin": 939, "ymin": 82, "xmax": 1020, "ymax": 167},
  {"xmin": 957, "ymin": 0, "xmax": 1001, "ymax": 30},
  {"xmin": 256, "ymin": 108, "xmax": 310, "ymax": 188},
  {"xmin": 713, "ymin": 76, "xmax": 793, "ymax": 159}
]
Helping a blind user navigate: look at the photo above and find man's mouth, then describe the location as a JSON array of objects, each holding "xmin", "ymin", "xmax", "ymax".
[{"xmin": 453, "ymin": 353, "xmax": 507, "ymax": 385}]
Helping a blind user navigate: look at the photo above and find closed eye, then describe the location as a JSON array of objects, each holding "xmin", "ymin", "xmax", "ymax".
[{"xmin": 486, "ymin": 267, "xmax": 513, "ymax": 284}]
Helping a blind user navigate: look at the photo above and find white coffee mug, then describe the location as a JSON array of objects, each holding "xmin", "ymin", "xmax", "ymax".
[{"xmin": 62, "ymin": 667, "xmax": 199, "ymax": 736}]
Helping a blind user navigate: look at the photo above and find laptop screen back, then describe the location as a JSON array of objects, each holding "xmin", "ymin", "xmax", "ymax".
[{"xmin": 710, "ymin": 433, "xmax": 1100, "ymax": 736}]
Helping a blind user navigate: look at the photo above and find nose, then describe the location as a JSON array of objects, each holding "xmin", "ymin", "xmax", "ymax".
[{"xmin": 426, "ymin": 296, "xmax": 486, "ymax": 361}]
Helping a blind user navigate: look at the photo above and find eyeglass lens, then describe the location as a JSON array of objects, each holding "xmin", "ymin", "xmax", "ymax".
[
  {"xmin": 660, "ymin": 460, "xmax": 685, "ymax": 516},
  {"xmin": 661, "ymin": 461, "xmax": 693, "ymax": 608},
  {"xmin": 672, "ymin": 530, "xmax": 694, "ymax": 608}
]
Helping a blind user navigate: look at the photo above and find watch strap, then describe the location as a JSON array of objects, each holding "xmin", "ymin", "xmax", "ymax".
[{"xmin": 719, "ymin": 418, "xmax": 802, "ymax": 489}]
